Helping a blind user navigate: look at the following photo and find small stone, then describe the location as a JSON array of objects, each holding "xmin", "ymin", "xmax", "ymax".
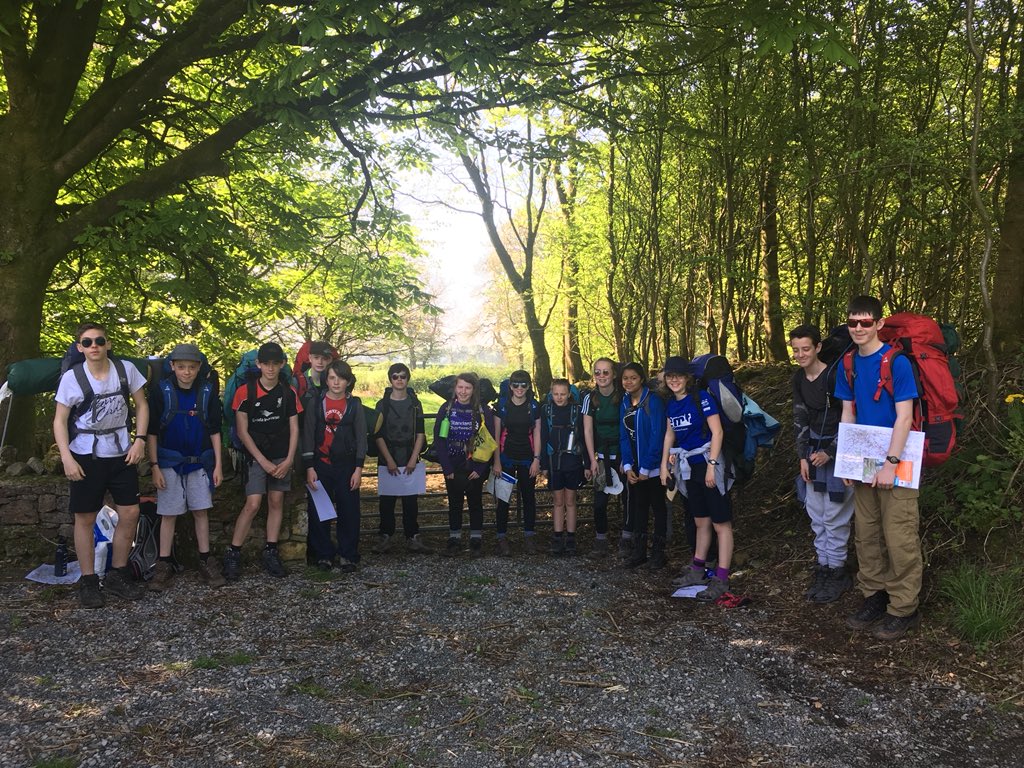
[
  {"xmin": 27, "ymin": 457, "xmax": 46, "ymax": 475},
  {"xmin": 0, "ymin": 444, "xmax": 16, "ymax": 469},
  {"xmin": 5, "ymin": 461, "xmax": 29, "ymax": 476}
]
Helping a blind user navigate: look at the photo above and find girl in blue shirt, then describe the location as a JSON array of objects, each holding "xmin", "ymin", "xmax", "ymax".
[{"xmin": 659, "ymin": 356, "xmax": 734, "ymax": 601}]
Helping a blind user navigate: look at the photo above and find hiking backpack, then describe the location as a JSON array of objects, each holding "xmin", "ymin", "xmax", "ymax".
[
  {"xmin": 59, "ymin": 342, "xmax": 134, "ymax": 451},
  {"xmin": 293, "ymin": 340, "xmax": 339, "ymax": 401},
  {"xmin": 222, "ymin": 349, "xmax": 295, "ymax": 451},
  {"xmin": 691, "ymin": 353, "xmax": 780, "ymax": 484},
  {"xmin": 542, "ymin": 385, "xmax": 583, "ymax": 463},
  {"xmin": 367, "ymin": 386, "xmax": 422, "ymax": 458},
  {"xmin": 128, "ymin": 497, "xmax": 181, "ymax": 581},
  {"xmin": 495, "ymin": 378, "xmax": 540, "ymax": 453},
  {"xmin": 157, "ymin": 354, "xmax": 218, "ymax": 432},
  {"xmin": 843, "ymin": 312, "xmax": 961, "ymax": 467}
]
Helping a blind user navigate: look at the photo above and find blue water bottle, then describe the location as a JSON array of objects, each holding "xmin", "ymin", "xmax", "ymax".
[{"xmin": 54, "ymin": 536, "xmax": 68, "ymax": 577}]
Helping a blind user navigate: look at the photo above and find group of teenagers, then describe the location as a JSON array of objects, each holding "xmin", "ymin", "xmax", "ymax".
[{"xmin": 53, "ymin": 293, "xmax": 923, "ymax": 640}]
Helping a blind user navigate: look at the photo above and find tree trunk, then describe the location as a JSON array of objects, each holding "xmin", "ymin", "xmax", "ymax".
[
  {"xmin": 993, "ymin": 44, "xmax": 1024, "ymax": 353},
  {"xmin": 761, "ymin": 160, "xmax": 790, "ymax": 361}
]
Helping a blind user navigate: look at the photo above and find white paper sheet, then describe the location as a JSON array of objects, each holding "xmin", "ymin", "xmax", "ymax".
[
  {"xmin": 377, "ymin": 462, "xmax": 427, "ymax": 496},
  {"xmin": 307, "ymin": 481, "xmax": 337, "ymax": 521},
  {"xmin": 484, "ymin": 471, "xmax": 517, "ymax": 502}
]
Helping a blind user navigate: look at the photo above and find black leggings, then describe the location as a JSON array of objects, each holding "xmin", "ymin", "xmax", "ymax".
[
  {"xmin": 627, "ymin": 475, "xmax": 667, "ymax": 538},
  {"xmin": 494, "ymin": 462, "xmax": 537, "ymax": 534},
  {"xmin": 445, "ymin": 469, "xmax": 485, "ymax": 532}
]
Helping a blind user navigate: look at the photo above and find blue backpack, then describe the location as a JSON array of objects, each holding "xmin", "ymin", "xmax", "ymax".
[
  {"xmin": 542, "ymin": 385, "xmax": 583, "ymax": 461},
  {"xmin": 155, "ymin": 354, "xmax": 219, "ymax": 474}
]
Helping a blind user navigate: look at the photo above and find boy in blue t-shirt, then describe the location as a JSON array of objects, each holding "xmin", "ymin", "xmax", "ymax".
[{"xmin": 834, "ymin": 295, "xmax": 922, "ymax": 640}]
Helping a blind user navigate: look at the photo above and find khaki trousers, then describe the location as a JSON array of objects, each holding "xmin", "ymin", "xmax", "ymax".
[{"xmin": 852, "ymin": 484, "xmax": 922, "ymax": 616}]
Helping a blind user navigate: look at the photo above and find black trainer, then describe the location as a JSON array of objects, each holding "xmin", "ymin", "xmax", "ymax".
[
  {"xmin": 223, "ymin": 548, "xmax": 242, "ymax": 582},
  {"xmin": 872, "ymin": 611, "xmax": 921, "ymax": 641},
  {"xmin": 443, "ymin": 537, "xmax": 462, "ymax": 557},
  {"xmin": 813, "ymin": 566, "xmax": 852, "ymax": 604},
  {"xmin": 78, "ymin": 574, "xmax": 105, "ymax": 609},
  {"xmin": 469, "ymin": 537, "xmax": 483, "ymax": 558},
  {"xmin": 805, "ymin": 564, "xmax": 829, "ymax": 601},
  {"xmin": 846, "ymin": 591, "xmax": 889, "ymax": 630},
  {"xmin": 261, "ymin": 547, "xmax": 289, "ymax": 578},
  {"xmin": 102, "ymin": 568, "xmax": 146, "ymax": 600}
]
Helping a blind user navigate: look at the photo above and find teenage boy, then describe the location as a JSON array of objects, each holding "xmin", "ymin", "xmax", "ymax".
[
  {"xmin": 790, "ymin": 325, "xmax": 854, "ymax": 603},
  {"xmin": 835, "ymin": 296, "xmax": 923, "ymax": 640},
  {"xmin": 223, "ymin": 342, "xmax": 302, "ymax": 581},
  {"xmin": 146, "ymin": 343, "xmax": 225, "ymax": 590},
  {"xmin": 54, "ymin": 323, "xmax": 150, "ymax": 608},
  {"xmin": 372, "ymin": 363, "xmax": 432, "ymax": 554},
  {"xmin": 299, "ymin": 341, "xmax": 336, "ymax": 564}
]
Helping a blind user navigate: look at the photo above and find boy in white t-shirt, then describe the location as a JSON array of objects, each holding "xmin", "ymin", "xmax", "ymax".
[{"xmin": 53, "ymin": 323, "xmax": 150, "ymax": 608}]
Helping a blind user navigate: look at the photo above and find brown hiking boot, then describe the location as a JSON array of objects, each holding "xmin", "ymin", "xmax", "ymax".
[
  {"xmin": 198, "ymin": 560, "xmax": 227, "ymax": 588},
  {"xmin": 871, "ymin": 611, "xmax": 921, "ymax": 641},
  {"xmin": 148, "ymin": 560, "xmax": 175, "ymax": 592}
]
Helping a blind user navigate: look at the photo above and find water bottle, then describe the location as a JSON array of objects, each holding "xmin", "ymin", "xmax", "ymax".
[
  {"xmin": 54, "ymin": 536, "xmax": 68, "ymax": 577},
  {"xmin": 439, "ymin": 416, "xmax": 450, "ymax": 439}
]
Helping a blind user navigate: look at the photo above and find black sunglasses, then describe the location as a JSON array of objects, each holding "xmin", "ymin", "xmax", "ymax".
[
  {"xmin": 390, "ymin": 373, "xmax": 408, "ymax": 381},
  {"xmin": 79, "ymin": 336, "xmax": 107, "ymax": 348},
  {"xmin": 846, "ymin": 318, "xmax": 876, "ymax": 329},
  {"xmin": 510, "ymin": 381, "xmax": 529, "ymax": 388}
]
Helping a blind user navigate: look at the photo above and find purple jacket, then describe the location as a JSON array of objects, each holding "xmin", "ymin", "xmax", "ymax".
[{"xmin": 434, "ymin": 400, "xmax": 497, "ymax": 477}]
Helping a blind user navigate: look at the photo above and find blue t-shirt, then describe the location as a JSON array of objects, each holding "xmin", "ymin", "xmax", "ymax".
[
  {"xmin": 834, "ymin": 345, "xmax": 917, "ymax": 427},
  {"xmin": 667, "ymin": 391, "xmax": 717, "ymax": 465}
]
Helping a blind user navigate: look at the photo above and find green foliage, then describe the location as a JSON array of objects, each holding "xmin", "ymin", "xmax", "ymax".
[{"xmin": 940, "ymin": 565, "xmax": 1023, "ymax": 649}]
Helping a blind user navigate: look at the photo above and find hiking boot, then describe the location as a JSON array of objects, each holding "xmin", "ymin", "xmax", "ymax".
[
  {"xmin": 78, "ymin": 574, "xmax": 105, "ymax": 609},
  {"xmin": 812, "ymin": 566, "xmax": 852, "ymax": 604},
  {"xmin": 315, "ymin": 559, "xmax": 333, "ymax": 572},
  {"xmin": 805, "ymin": 564, "xmax": 830, "ymax": 601},
  {"xmin": 496, "ymin": 537, "xmax": 511, "ymax": 557},
  {"xmin": 646, "ymin": 536, "xmax": 667, "ymax": 571},
  {"xmin": 469, "ymin": 537, "xmax": 483, "ymax": 558},
  {"xmin": 372, "ymin": 534, "xmax": 394, "ymax": 554},
  {"xmin": 338, "ymin": 557, "xmax": 357, "ymax": 573},
  {"xmin": 846, "ymin": 591, "xmax": 890, "ymax": 630},
  {"xmin": 523, "ymin": 536, "xmax": 537, "ymax": 555},
  {"xmin": 564, "ymin": 536, "xmax": 577, "ymax": 557},
  {"xmin": 871, "ymin": 611, "xmax": 921, "ymax": 641},
  {"xmin": 697, "ymin": 576, "xmax": 730, "ymax": 602},
  {"xmin": 443, "ymin": 537, "xmax": 463, "ymax": 557},
  {"xmin": 222, "ymin": 548, "xmax": 242, "ymax": 582},
  {"xmin": 550, "ymin": 533, "xmax": 565, "ymax": 557},
  {"xmin": 672, "ymin": 567, "xmax": 710, "ymax": 588},
  {"xmin": 617, "ymin": 536, "xmax": 633, "ymax": 560},
  {"xmin": 103, "ymin": 568, "xmax": 146, "ymax": 601},
  {"xmin": 261, "ymin": 548, "xmax": 289, "ymax": 578},
  {"xmin": 589, "ymin": 538, "xmax": 609, "ymax": 559},
  {"xmin": 626, "ymin": 535, "xmax": 648, "ymax": 568},
  {"xmin": 198, "ymin": 560, "xmax": 226, "ymax": 588},
  {"xmin": 148, "ymin": 560, "xmax": 175, "ymax": 592},
  {"xmin": 406, "ymin": 534, "xmax": 434, "ymax": 554}
]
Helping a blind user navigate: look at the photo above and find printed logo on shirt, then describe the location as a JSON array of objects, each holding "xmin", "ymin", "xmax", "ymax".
[{"xmin": 669, "ymin": 412, "xmax": 694, "ymax": 431}]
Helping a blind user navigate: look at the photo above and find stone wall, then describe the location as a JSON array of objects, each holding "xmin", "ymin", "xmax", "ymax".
[{"xmin": 0, "ymin": 475, "xmax": 310, "ymax": 567}]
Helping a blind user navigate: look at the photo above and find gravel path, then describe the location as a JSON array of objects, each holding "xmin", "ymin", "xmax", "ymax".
[{"xmin": 1, "ymin": 545, "xmax": 1021, "ymax": 768}]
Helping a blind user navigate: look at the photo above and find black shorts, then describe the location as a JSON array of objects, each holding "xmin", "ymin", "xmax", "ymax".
[
  {"xmin": 68, "ymin": 453, "xmax": 140, "ymax": 514},
  {"xmin": 683, "ymin": 476, "xmax": 732, "ymax": 524},
  {"xmin": 549, "ymin": 466, "xmax": 585, "ymax": 491}
]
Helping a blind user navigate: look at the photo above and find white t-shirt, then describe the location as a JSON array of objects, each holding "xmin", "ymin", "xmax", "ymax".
[{"xmin": 56, "ymin": 360, "xmax": 147, "ymax": 457}]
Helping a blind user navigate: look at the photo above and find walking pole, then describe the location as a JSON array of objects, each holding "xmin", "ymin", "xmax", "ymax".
[{"xmin": 0, "ymin": 383, "xmax": 13, "ymax": 456}]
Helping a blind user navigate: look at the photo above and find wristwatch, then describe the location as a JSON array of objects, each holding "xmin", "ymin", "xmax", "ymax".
[
  {"xmin": 885, "ymin": 455, "xmax": 900, "ymax": 465},
  {"xmin": 707, "ymin": 459, "xmax": 720, "ymax": 466}
]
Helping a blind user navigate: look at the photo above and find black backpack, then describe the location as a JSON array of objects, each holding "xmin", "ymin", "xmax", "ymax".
[
  {"xmin": 128, "ymin": 498, "xmax": 181, "ymax": 580},
  {"xmin": 60, "ymin": 342, "xmax": 133, "ymax": 452}
]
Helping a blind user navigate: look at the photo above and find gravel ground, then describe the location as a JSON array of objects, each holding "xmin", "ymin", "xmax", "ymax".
[{"xmin": 1, "ymin": 541, "xmax": 1021, "ymax": 768}]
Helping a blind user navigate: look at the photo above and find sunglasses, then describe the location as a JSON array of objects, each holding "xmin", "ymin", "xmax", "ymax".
[
  {"xmin": 594, "ymin": 369, "xmax": 612, "ymax": 376},
  {"xmin": 510, "ymin": 381, "xmax": 529, "ymax": 389},
  {"xmin": 79, "ymin": 336, "xmax": 107, "ymax": 348},
  {"xmin": 390, "ymin": 373, "xmax": 408, "ymax": 381},
  {"xmin": 846, "ymin": 318, "xmax": 877, "ymax": 329}
]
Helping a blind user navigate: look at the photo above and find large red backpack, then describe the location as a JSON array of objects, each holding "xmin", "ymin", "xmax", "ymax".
[{"xmin": 843, "ymin": 313, "xmax": 961, "ymax": 467}]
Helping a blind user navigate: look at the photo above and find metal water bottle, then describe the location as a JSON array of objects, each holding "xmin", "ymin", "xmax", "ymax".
[{"xmin": 54, "ymin": 536, "xmax": 68, "ymax": 577}]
